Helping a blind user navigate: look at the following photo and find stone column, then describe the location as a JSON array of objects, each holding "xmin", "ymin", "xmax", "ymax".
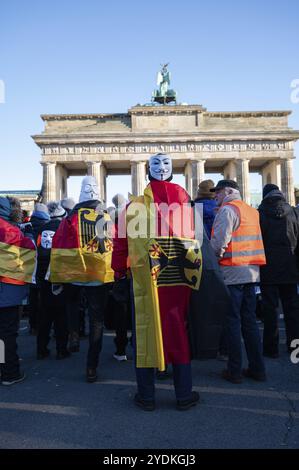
[
  {"xmin": 41, "ymin": 162, "xmax": 56, "ymax": 203},
  {"xmin": 55, "ymin": 164, "xmax": 68, "ymax": 200},
  {"xmin": 87, "ymin": 161, "xmax": 102, "ymax": 191},
  {"xmin": 261, "ymin": 160, "xmax": 281, "ymax": 188},
  {"xmin": 281, "ymin": 158, "xmax": 295, "ymax": 205},
  {"xmin": 184, "ymin": 159, "xmax": 206, "ymax": 199},
  {"xmin": 236, "ymin": 159, "xmax": 250, "ymax": 204},
  {"xmin": 100, "ymin": 164, "xmax": 107, "ymax": 204},
  {"xmin": 131, "ymin": 161, "xmax": 147, "ymax": 196},
  {"xmin": 223, "ymin": 160, "xmax": 237, "ymax": 181}
]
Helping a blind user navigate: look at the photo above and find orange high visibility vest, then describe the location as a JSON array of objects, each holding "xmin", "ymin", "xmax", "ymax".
[{"xmin": 216, "ymin": 200, "xmax": 266, "ymax": 267}]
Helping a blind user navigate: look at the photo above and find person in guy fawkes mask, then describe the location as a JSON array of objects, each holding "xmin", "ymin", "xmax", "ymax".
[
  {"xmin": 35, "ymin": 201, "xmax": 70, "ymax": 360},
  {"xmin": 49, "ymin": 176, "xmax": 114, "ymax": 383},
  {"xmin": 112, "ymin": 153, "xmax": 202, "ymax": 411}
]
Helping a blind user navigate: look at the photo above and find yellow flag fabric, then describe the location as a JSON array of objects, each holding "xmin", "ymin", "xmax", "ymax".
[
  {"xmin": 0, "ymin": 241, "xmax": 36, "ymax": 283},
  {"xmin": 49, "ymin": 209, "xmax": 114, "ymax": 283},
  {"xmin": 0, "ymin": 217, "xmax": 36, "ymax": 284},
  {"xmin": 127, "ymin": 188, "xmax": 165, "ymax": 370}
]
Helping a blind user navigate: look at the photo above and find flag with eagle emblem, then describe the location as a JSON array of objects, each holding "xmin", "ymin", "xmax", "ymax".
[
  {"xmin": 115, "ymin": 180, "xmax": 202, "ymax": 371},
  {"xmin": 49, "ymin": 201, "xmax": 114, "ymax": 283}
]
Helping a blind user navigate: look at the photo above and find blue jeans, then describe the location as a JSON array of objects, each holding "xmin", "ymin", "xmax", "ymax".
[{"xmin": 227, "ymin": 284, "xmax": 265, "ymax": 378}]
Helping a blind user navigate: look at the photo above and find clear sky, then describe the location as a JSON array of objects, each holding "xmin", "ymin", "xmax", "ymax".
[{"xmin": 0, "ymin": 0, "xmax": 298, "ymax": 205}]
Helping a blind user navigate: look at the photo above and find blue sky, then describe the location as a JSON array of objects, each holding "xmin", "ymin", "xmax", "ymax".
[{"xmin": 0, "ymin": 0, "xmax": 298, "ymax": 204}]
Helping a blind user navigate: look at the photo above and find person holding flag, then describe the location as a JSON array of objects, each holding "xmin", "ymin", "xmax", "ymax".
[
  {"xmin": 49, "ymin": 176, "xmax": 114, "ymax": 382},
  {"xmin": 0, "ymin": 196, "xmax": 36, "ymax": 385},
  {"xmin": 112, "ymin": 153, "xmax": 202, "ymax": 411}
]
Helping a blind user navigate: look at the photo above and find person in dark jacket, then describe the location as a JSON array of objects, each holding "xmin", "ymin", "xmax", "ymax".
[
  {"xmin": 53, "ymin": 176, "xmax": 111, "ymax": 383},
  {"xmin": 194, "ymin": 179, "xmax": 217, "ymax": 239},
  {"xmin": 259, "ymin": 184, "xmax": 299, "ymax": 358},
  {"xmin": 36, "ymin": 201, "xmax": 70, "ymax": 360},
  {"xmin": 0, "ymin": 197, "xmax": 36, "ymax": 385},
  {"xmin": 30, "ymin": 203, "xmax": 50, "ymax": 241},
  {"xmin": 28, "ymin": 203, "xmax": 50, "ymax": 334}
]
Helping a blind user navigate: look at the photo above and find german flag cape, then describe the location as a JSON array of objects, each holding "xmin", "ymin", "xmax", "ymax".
[
  {"xmin": 0, "ymin": 217, "xmax": 36, "ymax": 284},
  {"xmin": 49, "ymin": 206, "xmax": 114, "ymax": 283},
  {"xmin": 127, "ymin": 181, "xmax": 202, "ymax": 370}
]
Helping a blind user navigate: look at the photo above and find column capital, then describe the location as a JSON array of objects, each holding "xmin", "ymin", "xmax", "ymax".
[
  {"xmin": 86, "ymin": 160, "xmax": 102, "ymax": 167},
  {"xmin": 41, "ymin": 161, "xmax": 56, "ymax": 167}
]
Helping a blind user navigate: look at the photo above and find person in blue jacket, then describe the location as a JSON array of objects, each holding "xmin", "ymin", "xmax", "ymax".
[{"xmin": 194, "ymin": 179, "xmax": 217, "ymax": 239}]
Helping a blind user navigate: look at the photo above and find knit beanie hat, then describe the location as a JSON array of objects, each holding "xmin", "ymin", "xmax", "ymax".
[
  {"xmin": 197, "ymin": 180, "xmax": 215, "ymax": 199},
  {"xmin": 262, "ymin": 184, "xmax": 279, "ymax": 199},
  {"xmin": 34, "ymin": 203, "xmax": 49, "ymax": 214}
]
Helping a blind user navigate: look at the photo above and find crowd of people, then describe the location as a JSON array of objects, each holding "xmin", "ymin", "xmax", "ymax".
[{"xmin": 0, "ymin": 152, "xmax": 299, "ymax": 412}]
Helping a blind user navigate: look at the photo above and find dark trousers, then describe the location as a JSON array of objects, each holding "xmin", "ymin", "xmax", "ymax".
[
  {"xmin": 86, "ymin": 285, "xmax": 109, "ymax": 369},
  {"xmin": 28, "ymin": 285, "xmax": 40, "ymax": 330},
  {"xmin": 131, "ymin": 285, "xmax": 192, "ymax": 401},
  {"xmin": 260, "ymin": 283, "xmax": 299, "ymax": 355},
  {"xmin": 135, "ymin": 363, "xmax": 192, "ymax": 402},
  {"xmin": 114, "ymin": 301, "xmax": 130, "ymax": 354},
  {"xmin": 0, "ymin": 306, "xmax": 20, "ymax": 380},
  {"xmin": 37, "ymin": 281, "xmax": 68, "ymax": 354},
  {"xmin": 227, "ymin": 284, "xmax": 265, "ymax": 378},
  {"xmin": 65, "ymin": 284, "xmax": 82, "ymax": 336}
]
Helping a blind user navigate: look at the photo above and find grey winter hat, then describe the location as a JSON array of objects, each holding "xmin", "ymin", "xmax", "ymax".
[
  {"xmin": 60, "ymin": 197, "xmax": 76, "ymax": 212},
  {"xmin": 47, "ymin": 201, "xmax": 66, "ymax": 218},
  {"xmin": 34, "ymin": 203, "xmax": 49, "ymax": 214}
]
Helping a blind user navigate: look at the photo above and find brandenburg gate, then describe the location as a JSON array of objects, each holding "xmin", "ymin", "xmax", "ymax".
[{"xmin": 32, "ymin": 104, "xmax": 299, "ymax": 205}]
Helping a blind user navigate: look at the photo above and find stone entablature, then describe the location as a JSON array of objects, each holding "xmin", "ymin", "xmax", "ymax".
[
  {"xmin": 32, "ymin": 104, "xmax": 299, "ymax": 206},
  {"xmin": 40, "ymin": 141, "xmax": 293, "ymax": 157}
]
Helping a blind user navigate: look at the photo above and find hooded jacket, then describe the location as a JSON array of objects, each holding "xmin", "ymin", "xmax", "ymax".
[
  {"xmin": 258, "ymin": 190, "xmax": 299, "ymax": 284},
  {"xmin": 30, "ymin": 210, "xmax": 50, "ymax": 242},
  {"xmin": 0, "ymin": 197, "xmax": 31, "ymax": 307},
  {"xmin": 194, "ymin": 197, "xmax": 217, "ymax": 239}
]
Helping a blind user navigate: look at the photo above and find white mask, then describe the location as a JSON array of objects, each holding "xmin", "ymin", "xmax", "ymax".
[
  {"xmin": 149, "ymin": 154, "xmax": 173, "ymax": 181},
  {"xmin": 41, "ymin": 230, "xmax": 55, "ymax": 249},
  {"xmin": 79, "ymin": 176, "xmax": 100, "ymax": 203}
]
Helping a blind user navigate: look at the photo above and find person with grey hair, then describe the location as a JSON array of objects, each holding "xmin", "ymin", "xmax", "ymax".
[{"xmin": 210, "ymin": 180, "xmax": 266, "ymax": 384}]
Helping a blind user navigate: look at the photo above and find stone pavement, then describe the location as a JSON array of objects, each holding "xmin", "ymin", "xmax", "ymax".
[{"xmin": 0, "ymin": 319, "xmax": 298, "ymax": 449}]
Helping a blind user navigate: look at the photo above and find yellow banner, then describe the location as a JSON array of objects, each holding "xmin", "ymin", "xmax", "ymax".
[
  {"xmin": 50, "ymin": 247, "xmax": 114, "ymax": 283},
  {"xmin": 0, "ymin": 241, "xmax": 36, "ymax": 283},
  {"xmin": 127, "ymin": 188, "xmax": 165, "ymax": 371}
]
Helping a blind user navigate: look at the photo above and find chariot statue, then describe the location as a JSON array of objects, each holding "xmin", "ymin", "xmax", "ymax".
[{"xmin": 152, "ymin": 63, "xmax": 177, "ymax": 104}]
